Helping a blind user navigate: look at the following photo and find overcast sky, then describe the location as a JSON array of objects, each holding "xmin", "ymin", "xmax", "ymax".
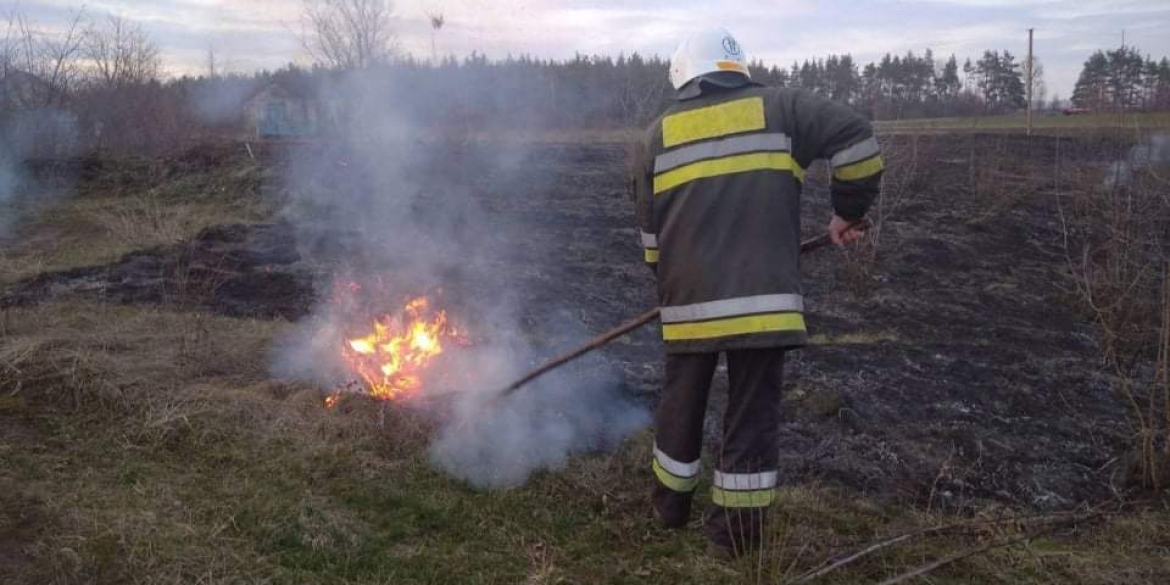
[{"xmin": 13, "ymin": 0, "xmax": 1170, "ymax": 98}]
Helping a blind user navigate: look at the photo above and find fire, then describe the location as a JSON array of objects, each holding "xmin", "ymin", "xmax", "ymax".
[
  {"xmin": 340, "ymin": 296, "xmax": 463, "ymax": 401},
  {"xmin": 324, "ymin": 392, "xmax": 341, "ymax": 409}
]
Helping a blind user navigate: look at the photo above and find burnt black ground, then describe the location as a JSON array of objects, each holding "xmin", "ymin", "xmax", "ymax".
[
  {"xmin": 3, "ymin": 135, "xmax": 1130, "ymax": 509},
  {"xmin": 2, "ymin": 223, "xmax": 313, "ymax": 320},
  {"xmin": 468, "ymin": 136, "xmax": 1129, "ymax": 510}
]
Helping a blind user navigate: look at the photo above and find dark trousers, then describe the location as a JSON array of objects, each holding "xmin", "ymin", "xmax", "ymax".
[{"xmin": 652, "ymin": 348, "xmax": 785, "ymax": 552}]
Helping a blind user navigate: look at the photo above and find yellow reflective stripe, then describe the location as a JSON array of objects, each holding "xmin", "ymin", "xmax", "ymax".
[
  {"xmin": 653, "ymin": 152, "xmax": 804, "ymax": 195},
  {"xmin": 653, "ymin": 459, "xmax": 699, "ymax": 492},
  {"xmin": 662, "ymin": 313, "xmax": 806, "ymax": 341},
  {"xmin": 834, "ymin": 155, "xmax": 884, "ymax": 182},
  {"xmin": 644, "ymin": 249, "xmax": 659, "ymax": 263},
  {"xmin": 662, "ymin": 97, "xmax": 765, "ymax": 148},
  {"xmin": 712, "ymin": 487, "xmax": 776, "ymax": 508}
]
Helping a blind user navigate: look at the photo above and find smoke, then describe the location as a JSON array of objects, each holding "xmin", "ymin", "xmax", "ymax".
[
  {"xmin": 1104, "ymin": 133, "xmax": 1170, "ymax": 189},
  {"xmin": 430, "ymin": 361, "xmax": 647, "ymax": 489},
  {"xmin": 0, "ymin": 145, "xmax": 20, "ymax": 239},
  {"xmin": 0, "ymin": 108, "xmax": 78, "ymax": 242},
  {"xmin": 190, "ymin": 77, "xmax": 261, "ymax": 127},
  {"xmin": 270, "ymin": 66, "xmax": 648, "ymax": 488}
]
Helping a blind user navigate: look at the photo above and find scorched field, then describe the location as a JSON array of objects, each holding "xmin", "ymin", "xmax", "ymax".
[{"xmin": 2, "ymin": 130, "xmax": 1169, "ymax": 584}]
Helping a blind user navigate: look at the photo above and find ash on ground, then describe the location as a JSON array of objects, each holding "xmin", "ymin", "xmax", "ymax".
[{"xmin": 2, "ymin": 136, "xmax": 1134, "ymax": 509}]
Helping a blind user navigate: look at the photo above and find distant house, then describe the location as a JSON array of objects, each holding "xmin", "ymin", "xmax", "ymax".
[{"xmin": 243, "ymin": 80, "xmax": 324, "ymax": 139}]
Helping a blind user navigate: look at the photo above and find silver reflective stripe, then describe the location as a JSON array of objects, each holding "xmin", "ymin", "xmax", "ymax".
[
  {"xmin": 654, "ymin": 133, "xmax": 793, "ymax": 174},
  {"xmin": 641, "ymin": 231, "xmax": 658, "ymax": 249},
  {"xmin": 654, "ymin": 444, "xmax": 700, "ymax": 478},
  {"xmin": 714, "ymin": 470, "xmax": 779, "ymax": 490},
  {"xmin": 659, "ymin": 294, "xmax": 804, "ymax": 324},
  {"xmin": 831, "ymin": 136, "xmax": 881, "ymax": 168}
]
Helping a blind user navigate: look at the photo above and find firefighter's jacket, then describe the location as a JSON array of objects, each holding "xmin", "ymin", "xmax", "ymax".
[{"xmin": 633, "ymin": 80, "xmax": 883, "ymax": 353}]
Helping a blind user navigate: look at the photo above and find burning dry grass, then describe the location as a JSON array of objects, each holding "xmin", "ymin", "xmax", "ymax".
[
  {"xmin": 4, "ymin": 136, "xmax": 1170, "ymax": 583},
  {"xmin": 2, "ymin": 300, "xmax": 1169, "ymax": 583}
]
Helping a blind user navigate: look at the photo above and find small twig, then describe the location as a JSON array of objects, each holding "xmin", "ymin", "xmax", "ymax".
[
  {"xmin": 792, "ymin": 533, "xmax": 916, "ymax": 584},
  {"xmin": 874, "ymin": 511, "xmax": 1107, "ymax": 585},
  {"xmin": 792, "ymin": 507, "xmax": 1112, "ymax": 584}
]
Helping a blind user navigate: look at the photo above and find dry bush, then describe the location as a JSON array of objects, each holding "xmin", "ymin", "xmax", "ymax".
[
  {"xmin": 1057, "ymin": 128, "xmax": 1170, "ymax": 490},
  {"xmin": 95, "ymin": 189, "xmax": 187, "ymax": 245}
]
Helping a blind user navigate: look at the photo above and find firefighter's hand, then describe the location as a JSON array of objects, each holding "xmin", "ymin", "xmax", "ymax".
[{"xmin": 829, "ymin": 215, "xmax": 865, "ymax": 246}]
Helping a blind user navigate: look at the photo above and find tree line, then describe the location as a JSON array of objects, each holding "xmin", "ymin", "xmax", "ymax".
[
  {"xmin": 1073, "ymin": 47, "xmax": 1170, "ymax": 111},
  {"xmin": 4, "ymin": 4, "xmax": 1170, "ymax": 158}
]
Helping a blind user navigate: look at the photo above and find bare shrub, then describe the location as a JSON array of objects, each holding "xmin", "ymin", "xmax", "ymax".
[
  {"xmin": 98, "ymin": 189, "xmax": 186, "ymax": 245},
  {"xmin": 1057, "ymin": 128, "xmax": 1170, "ymax": 490},
  {"xmin": 843, "ymin": 133, "xmax": 927, "ymax": 297}
]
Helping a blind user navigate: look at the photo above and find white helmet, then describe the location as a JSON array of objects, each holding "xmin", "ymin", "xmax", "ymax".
[{"xmin": 669, "ymin": 27, "xmax": 751, "ymax": 90}]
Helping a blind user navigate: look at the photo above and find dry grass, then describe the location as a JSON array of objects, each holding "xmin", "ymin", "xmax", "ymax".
[
  {"xmin": 876, "ymin": 111, "xmax": 1170, "ymax": 134},
  {"xmin": 808, "ymin": 331, "xmax": 900, "ymax": 346},
  {"xmin": 1053, "ymin": 127, "xmax": 1170, "ymax": 491},
  {"xmin": 0, "ymin": 157, "xmax": 274, "ymax": 286},
  {"xmin": 1, "ymin": 301, "xmax": 1169, "ymax": 583},
  {"xmin": 3, "ymin": 139, "xmax": 1170, "ymax": 583}
]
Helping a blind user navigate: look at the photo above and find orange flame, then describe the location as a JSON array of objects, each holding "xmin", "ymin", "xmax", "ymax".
[
  {"xmin": 324, "ymin": 392, "xmax": 341, "ymax": 409},
  {"xmin": 341, "ymin": 297, "xmax": 462, "ymax": 401}
]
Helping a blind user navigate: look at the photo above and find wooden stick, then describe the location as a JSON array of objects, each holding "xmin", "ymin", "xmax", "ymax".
[
  {"xmin": 493, "ymin": 221, "xmax": 869, "ymax": 400},
  {"xmin": 497, "ymin": 307, "xmax": 662, "ymax": 398}
]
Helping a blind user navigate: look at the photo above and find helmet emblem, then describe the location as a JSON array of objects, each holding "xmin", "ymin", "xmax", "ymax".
[{"xmin": 722, "ymin": 36, "xmax": 741, "ymax": 56}]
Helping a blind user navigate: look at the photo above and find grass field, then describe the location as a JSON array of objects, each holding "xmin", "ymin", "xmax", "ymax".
[
  {"xmin": 2, "ymin": 300, "xmax": 1167, "ymax": 584},
  {"xmin": 874, "ymin": 110, "xmax": 1170, "ymax": 134},
  {"xmin": 3, "ymin": 139, "xmax": 1170, "ymax": 584}
]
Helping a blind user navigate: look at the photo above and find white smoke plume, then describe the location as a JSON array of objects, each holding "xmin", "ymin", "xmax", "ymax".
[
  {"xmin": 0, "ymin": 145, "xmax": 20, "ymax": 239},
  {"xmin": 270, "ymin": 67, "xmax": 649, "ymax": 489},
  {"xmin": 0, "ymin": 108, "xmax": 78, "ymax": 242},
  {"xmin": 1104, "ymin": 133, "xmax": 1170, "ymax": 189}
]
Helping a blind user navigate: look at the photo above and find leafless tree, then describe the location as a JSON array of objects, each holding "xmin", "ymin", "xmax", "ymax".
[
  {"xmin": 1027, "ymin": 56, "xmax": 1047, "ymax": 111},
  {"xmin": 1, "ymin": 10, "xmax": 22, "ymax": 112},
  {"xmin": 0, "ymin": 9, "xmax": 86, "ymax": 156},
  {"xmin": 84, "ymin": 15, "xmax": 161, "ymax": 89},
  {"xmin": 301, "ymin": 0, "xmax": 396, "ymax": 70},
  {"xmin": 1, "ymin": 9, "xmax": 20, "ymax": 78},
  {"xmin": 16, "ymin": 8, "xmax": 87, "ymax": 107}
]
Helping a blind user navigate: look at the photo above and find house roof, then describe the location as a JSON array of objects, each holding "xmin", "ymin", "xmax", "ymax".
[{"xmin": 244, "ymin": 76, "xmax": 320, "ymax": 106}]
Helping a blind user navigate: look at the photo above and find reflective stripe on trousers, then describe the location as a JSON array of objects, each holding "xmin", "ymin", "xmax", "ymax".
[
  {"xmin": 652, "ymin": 444, "xmax": 700, "ymax": 493},
  {"xmin": 712, "ymin": 470, "xmax": 779, "ymax": 508}
]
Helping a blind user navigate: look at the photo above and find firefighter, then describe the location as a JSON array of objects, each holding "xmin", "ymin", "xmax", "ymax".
[{"xmin": 631, "ymin": 27, "xmax": 882, "ymax": 557}]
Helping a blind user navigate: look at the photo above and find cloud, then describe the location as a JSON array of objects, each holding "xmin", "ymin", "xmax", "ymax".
[{"xmin": 9, "ymin": 0, "xmax": 1170, "ymax": 97}]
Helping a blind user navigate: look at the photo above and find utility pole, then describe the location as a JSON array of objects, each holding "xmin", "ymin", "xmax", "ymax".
[{"xmin": 1026, "ymin": 28, "xmax": 1034, "ymax": 137}]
